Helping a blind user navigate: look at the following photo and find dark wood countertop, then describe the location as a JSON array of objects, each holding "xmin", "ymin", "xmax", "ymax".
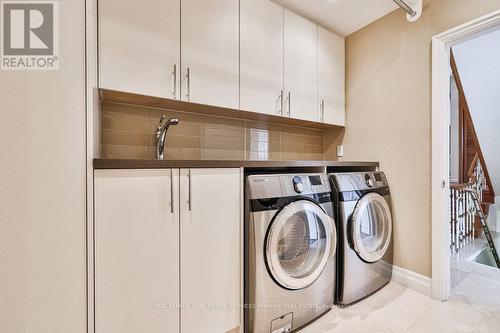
[{"xmin": 93, "ymin": 159, "xmax": 379, "ymax": 171}]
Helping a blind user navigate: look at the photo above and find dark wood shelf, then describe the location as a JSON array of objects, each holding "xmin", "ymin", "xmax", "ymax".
[{"xmin": 99, "ymin": 89, "xmax": 344, "ymax": 130}]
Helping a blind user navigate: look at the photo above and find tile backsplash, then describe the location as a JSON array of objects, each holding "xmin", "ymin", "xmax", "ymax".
[{"xmin": 101, "ymin": 102, "xmax": 333, "ymax": 161}]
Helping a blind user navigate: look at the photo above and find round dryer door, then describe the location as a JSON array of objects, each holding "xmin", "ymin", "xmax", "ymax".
[
  {"xmin": 350, "ymin": 193, "xmax": 392, "ymax": 263},
  {"xmin": 265, "ymin": 200, "xmax": 336, "ymax": 290}
]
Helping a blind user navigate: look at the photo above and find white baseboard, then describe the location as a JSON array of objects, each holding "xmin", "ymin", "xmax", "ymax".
[{"xmin": 392, "ymin": 265, "xmax": 432, "ymax": 296}]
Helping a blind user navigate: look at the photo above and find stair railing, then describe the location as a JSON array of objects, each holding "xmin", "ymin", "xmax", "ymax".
[
  {"xmin": 449, "ymin": 154, "xmax": 485, "ymax": 253},
  {"xmin": 450, "ymin": 182, "xmax": 474, "ymax": 252},
  {"xmin": 450, "ymin": 182, "xmax": 500, "ymax": 268},
  {"xmin": 470, "ymin": 154, "xmax": 486, "ymax": 205}
]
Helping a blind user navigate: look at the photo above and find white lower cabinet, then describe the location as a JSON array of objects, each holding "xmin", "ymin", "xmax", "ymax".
[
  {"xmin": 180, "ymin": 168, "xmax": 241, "ymax": 333},
  {"xmin": 95, "ymin": 169, "xmax": 180, "ymax": 333},
  {"xmin": 95, "ymin": 168, "xmax": 242, "ymax": 333}
]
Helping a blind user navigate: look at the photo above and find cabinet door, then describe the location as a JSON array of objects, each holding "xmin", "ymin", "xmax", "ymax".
[
  {"xmin": 180, "ymin": 168, "xmax": 242, "ymax": 333},
  {"xmin": 95, "ymin": 169, "xmax": 179, "ymax": 333},
  {"xmin": 284, "ymin": 10, "xmax": 318, "ymax": 122},
  {"xmin": 99, "ymin": 0, "xmax": 180, "ymax": 99},
  {"xmin": 181, "ymin": 0, "xmax": 239, "ymax": 109},
  {"xmin": 240, "ymin": 0, "xmax": 284, "ymax": 115},
  {"xmin": 318, "ymin": 27, "xmax": 345, "ymax": 126}
]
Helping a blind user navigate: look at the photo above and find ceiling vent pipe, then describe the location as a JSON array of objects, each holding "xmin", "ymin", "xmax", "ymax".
[{"xmin": 393, "ymin": 0, "xmax": 422, "ymax": 22}]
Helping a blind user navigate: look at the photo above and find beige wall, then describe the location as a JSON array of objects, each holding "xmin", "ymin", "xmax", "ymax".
[
  {"xmin": 0, "ymin": 1, "xmax": 87, "ymax": 332},
  {"xmin": 343, "ymin": 0, "xmax": 500, "ymax": 277}
]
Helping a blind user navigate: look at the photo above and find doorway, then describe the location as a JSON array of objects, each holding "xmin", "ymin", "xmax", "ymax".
[{"xmin": 431, "ymin": 10, "xmax": 500, "ymax": 301}]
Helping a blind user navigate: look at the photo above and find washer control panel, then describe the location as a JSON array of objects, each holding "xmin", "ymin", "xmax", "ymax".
[
  {"xmin": 246, "ymin": 173, "xmax": 331, "ymax": 200},
  {"xmin": 281, "ymin": 174, "xmax": 331, "ymax": 196}
]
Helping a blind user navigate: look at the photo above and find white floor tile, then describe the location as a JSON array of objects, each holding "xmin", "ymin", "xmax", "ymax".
[
  {"xmin": 298, "ymin": 306, "xmax": 393, "ymax": 333},
  {"xmin": 407, "ymin": 295, "xmax": 500, "ymax": 333},
  {"xmin": 450, "ymin": 266, "xmax": 469, "ymax": 289},
  {"xmin": 453, "ymin": 273, "xmax": 500, "ymax": 305},
  {"xmin": 452, "ymin": 256, "xmax": 500, "ymax": 281},
  {"xmin": 296, "ymin": 278, "xmax": 500, "ymax": 333},
  {"xmin": 354, "ymin": 283, "xmax": 436, "ymax": 333},
  {"xmin": 466, "ymin": 261, "xmax": 500, "ymax": 281},
  {"xmin": 299, "ymin": 283, "xmax": 436, "ymax": 333}
]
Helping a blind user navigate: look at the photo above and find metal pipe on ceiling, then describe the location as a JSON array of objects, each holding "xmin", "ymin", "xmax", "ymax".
[{"xmin": 393, "ymin": 0, "xmax": 417, "ymax": 17}]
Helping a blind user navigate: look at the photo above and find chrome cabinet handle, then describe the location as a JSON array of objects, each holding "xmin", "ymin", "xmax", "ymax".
[
  {"xmin": 277, "ymin": 90, "xmax": 284, "ymax": 116},
  {"xmin": 185, "ymin": 67, "xmax": 191, "ymax": 101},
  {"xmin": 286, "ymin": 92, "xmax": 291, "ymax": 117},
  {"xmin": 283, "ymin": 92, "xmax": 289, "ymax": 117},
  {"xmin": 320, "ymin": 99, "xmax": 325, "ymax": 122},
  {"xmin": 170, "ymin": 169, "xmax": 174, "ymax": 213},
  {"xmin": 188, "ymin": 169, "xmax": 192, "ymax": 211},
  {"xmin": 172, "ymin": 64, "xmax": 177, "ymax": 99}
]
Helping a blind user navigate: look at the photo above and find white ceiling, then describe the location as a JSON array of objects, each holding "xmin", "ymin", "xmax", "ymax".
[
  {"xmin": 453, "ymin": 28, "xmax": 500, "ymax": 195},
  {"xmin": 272, "ymin": 0, "xmax": 399, "ymax": 37}
]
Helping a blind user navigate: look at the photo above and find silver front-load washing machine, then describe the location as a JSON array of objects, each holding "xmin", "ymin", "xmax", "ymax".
[
  {"xmin": 245, "ymin": 173, "xmax": 337, "ymax": 333},
  {"xmin": 330, "ymin": 172, "xmax": 393, "ymax": 306}
]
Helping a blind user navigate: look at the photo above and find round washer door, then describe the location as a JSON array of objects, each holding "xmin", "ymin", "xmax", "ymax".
[
  {"xmin": 265, "ymin": 200, "xmax": 336, "ymax": 290},
  {"xmin": 350, "ymin": 193, "xmax": 392, "ymax": 263}
]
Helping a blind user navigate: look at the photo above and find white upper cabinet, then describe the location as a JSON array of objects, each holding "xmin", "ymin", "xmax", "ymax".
[
  {"xmin": 180, "ymin": 168, "xmax": 241, "ymax": 333},
  {"xmin": 240, "ymin": 0, "xmax": 284, "ymax": 115},
  {"xmin": 94, "ymin": 169, "xmax": 180, "ymax": 333},
  {"xmin": 99, "ymin": 0, "xmax": 180, "ymax": 99},
  {"xmin": 181, "ymin": 0, "xmax": 239, "ymax": 109},
  {"xmin": 98, "ymin": 1, "xmax": 345, "ymax": 125},
  {"xmin": 284, "ymin": 10, "xmax": 318, "ymax": 122},
  {"xmin": 318, "ymin": 26, "xmax": 345, "ymax": 126}
]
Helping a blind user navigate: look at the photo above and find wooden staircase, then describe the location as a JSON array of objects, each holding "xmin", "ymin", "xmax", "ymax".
[{"xmin": 450, "ymin": 50, "xmax": 495, "ymax": 238}]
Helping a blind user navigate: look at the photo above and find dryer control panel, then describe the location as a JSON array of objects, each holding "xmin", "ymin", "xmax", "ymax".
[{"xmin": 331, "ymin": 172, "xmax": 389, "ymax": 192}]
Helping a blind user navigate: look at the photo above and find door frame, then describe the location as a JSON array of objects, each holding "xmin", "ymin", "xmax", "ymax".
[{"xmin": 431, "ymin": 9, "xmax": 500, "ymax": 301}]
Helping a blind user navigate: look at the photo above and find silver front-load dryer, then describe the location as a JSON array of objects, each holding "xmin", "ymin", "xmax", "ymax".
[
  {"xmin": 245, "ymin": 173, "xmax": 337, "ymax": 333},
  {"xmin": 330, "ymin": 172, "xmax": 393, "ymax": 306}
]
